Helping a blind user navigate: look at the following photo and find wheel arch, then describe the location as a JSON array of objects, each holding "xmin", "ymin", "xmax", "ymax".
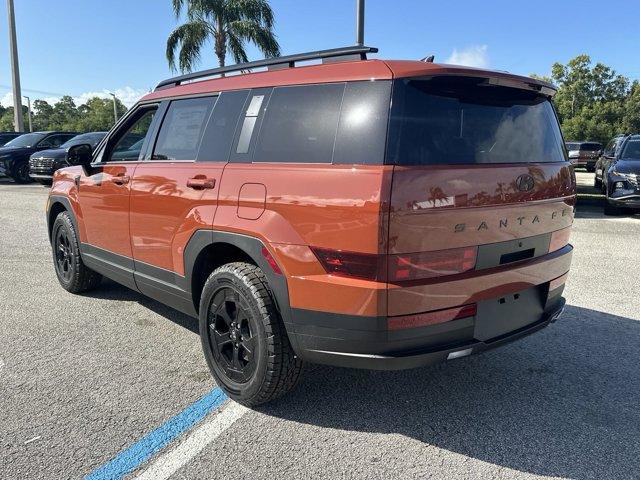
[
  {"xmin": 47, "ymin": 195, "xmax": 77, "ymax": 243},
  {"xmin": 184, "ymin": 231, "xmax": 295, "ymax": 343}
]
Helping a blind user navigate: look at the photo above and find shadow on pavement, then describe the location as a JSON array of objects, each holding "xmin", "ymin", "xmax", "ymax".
[
  {"xmin": 87, "ymin": 279, "xmax": 199, "ymax": 334},
  {"xmin": 261, "ymin": 305, "xmax": 640, "ymax": 479}
]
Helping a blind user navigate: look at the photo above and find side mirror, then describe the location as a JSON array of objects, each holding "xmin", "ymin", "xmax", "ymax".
[{"xmin": 67, "ymin": 143, "xmax": 93, "ymax": 167}]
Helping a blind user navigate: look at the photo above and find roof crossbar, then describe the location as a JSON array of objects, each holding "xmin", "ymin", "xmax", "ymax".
[{"xmin": 155, "ymin": 45, "xmax": 378, "ymax": 90}]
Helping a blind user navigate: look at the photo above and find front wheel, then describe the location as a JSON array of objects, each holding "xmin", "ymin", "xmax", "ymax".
[
  {"xmin": 199, "ymin": 262, "xmax": 303, "ymax": 406},
  {"xmin": 11, "ymin": 162, "xmax": 33, "ymax": 184},
  {"xmin": 51, "ymin": 211, "xmax": 102, "ymax": 292}
]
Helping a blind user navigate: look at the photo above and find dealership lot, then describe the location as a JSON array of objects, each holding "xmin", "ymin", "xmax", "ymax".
[{"xmin": 1, "ymin": 174, "xmax": 639, "ymax": 480}]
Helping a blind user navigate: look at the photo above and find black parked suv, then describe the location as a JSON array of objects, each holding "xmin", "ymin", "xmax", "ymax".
[
  {"xmin": 0, "ymin": 132, "xmax": 24, "ymax": 146},
  {"xmin": 603, "ymin": 134, "xmax": 640, "ymax": 215},
  {"xmin": 29, "ymin": 132, "xmax": 107, "ymax": 185},
  {"xmin": 0, "ymin": 131, "xmax": 77, "ymax": 183},
  {"xmin": 594, "ymin": 134, "xmax": 627, "ymax": 190}
]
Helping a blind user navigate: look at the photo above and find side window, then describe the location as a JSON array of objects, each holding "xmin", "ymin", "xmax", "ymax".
[
  {"xmin": 333, "ymin": 81, "xmax": 391, "ymax": 165},
  {"xmin": 39, "ymin": 135, "xmax": 69, "ymax": 148},
  {"xmin": 108, "ymin": 107, "xmax": 157, "ymax": 162},
  {"xmin": 152, "ymin": 97, "xmax": 214, "ymax": 160},
  {"xmin": 253, "ymin": 84, "xmax": 344, "ymax": 163},
  {"xmin": 197, "ymin": 90, "xmax": 249, "ymax": 161}
]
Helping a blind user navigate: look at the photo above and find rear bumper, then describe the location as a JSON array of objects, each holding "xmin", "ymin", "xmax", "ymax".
[
  {"xmin": 293, "ymin": 298, "xmax": 564, "ymax": 370},
  {"xmin": 291, "ymin": 287, "xmax": 566, "ymax": 370}
]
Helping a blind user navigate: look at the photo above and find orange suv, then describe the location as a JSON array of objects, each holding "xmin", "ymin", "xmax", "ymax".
[{"xmin": 47, "ymin": 46, "xmax": 575, "ymax": 405}]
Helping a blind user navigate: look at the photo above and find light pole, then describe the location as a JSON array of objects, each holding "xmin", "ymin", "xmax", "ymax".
[
  {"xmin": 356, "ymin": 0, "xmax": 365, "ymax": 46},
  {"xmin": 6, "ymin": 0, "xmax": 24, "ymax": 132},
  {"xmin": 108, "ymin": 92, "xmax": 118, "ymax": 124},
  {"xmin": 23, "ymin": 95, "xmax": 32, "ymax": 132}
]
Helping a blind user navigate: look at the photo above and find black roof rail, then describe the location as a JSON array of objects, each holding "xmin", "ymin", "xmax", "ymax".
[{"xmin": 155, "ymin": 45, "xmax": 378, "ymax": 90}]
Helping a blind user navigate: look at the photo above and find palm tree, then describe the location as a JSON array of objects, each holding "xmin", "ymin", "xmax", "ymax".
[{"xmin": 167, "ymin": 0, "xmax": 280, "ymax": 73}]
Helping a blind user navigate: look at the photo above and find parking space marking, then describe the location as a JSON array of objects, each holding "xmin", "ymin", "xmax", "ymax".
[
  {"xmin": 134, "ymin": 401, "xmax": 248, "ymax": 480},
  {"xmin": 85, "ymin": 388, "xmax": 228, "ymax": 480}
]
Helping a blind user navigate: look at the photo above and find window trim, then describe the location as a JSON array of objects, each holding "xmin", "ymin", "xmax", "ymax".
[{"xmin": 229, "ymin": 87, "xmax": 273, "ymax": 163}]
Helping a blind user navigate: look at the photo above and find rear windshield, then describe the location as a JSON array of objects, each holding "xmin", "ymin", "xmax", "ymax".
[
  {"xmin": 578, "ymin": 142, "xmax": 602, "ymax": 151},
  {"xmin": 386, "ymin": 77, "xmax": 566, "ymax": 165}
]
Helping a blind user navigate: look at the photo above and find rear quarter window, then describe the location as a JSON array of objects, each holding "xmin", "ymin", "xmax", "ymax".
[
  {"xmin": 253, "ymin": 83, "xmax": 344, "ymax": 163},
  {"xmin": 386, "ymin": 77, "xmax": 566, "ymax": 165}
]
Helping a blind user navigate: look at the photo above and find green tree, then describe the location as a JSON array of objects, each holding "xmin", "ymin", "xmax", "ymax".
[
  {"xmin": 167, "ymin": 0, "xmax": 280, "ymax": 73},
  {"xmin": 543, "ymin": 55, "xmax": 631, "ymax": 144},
  {"xmin": 76, "ymin": 97, "xmax": 126, "ymax": 131},
  {"xmin": 32, "ymin": 99, "xmax": 55, "ymax": 130},
  {"xmin": 622, "ymin": 81, "xmax": 640, "ymax": 133},
  {"xmin": 0, "ymin": 105, "xmax": 29, "ymax": 131}
]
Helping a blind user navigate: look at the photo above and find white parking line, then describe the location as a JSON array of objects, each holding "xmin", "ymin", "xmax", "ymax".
[{"xmin": 133, "ymin": 401, "xmax": 248, "ymax": 480}]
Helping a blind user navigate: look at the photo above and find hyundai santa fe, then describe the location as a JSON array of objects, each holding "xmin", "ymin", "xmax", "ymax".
[{"xmin": 46, "ymin": 46, "xmax": 575, "ymax": 405}]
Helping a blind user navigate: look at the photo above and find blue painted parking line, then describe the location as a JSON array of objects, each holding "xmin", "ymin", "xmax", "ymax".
[{"xmin": 85, "ymin": 387, "xmax": 228, "ymax": 480}]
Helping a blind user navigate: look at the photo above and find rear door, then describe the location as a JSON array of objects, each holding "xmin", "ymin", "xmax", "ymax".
[
  {"xmin": 386, "ymin": 76, "xmax": 576, "ymax": 316},
  {"xmin": 78, "ymin": 104, "xmax": 159, "ymax": 288},
  {"xmin": 129, "ymin": 92, "xmax": 247, "ymax": 288}
]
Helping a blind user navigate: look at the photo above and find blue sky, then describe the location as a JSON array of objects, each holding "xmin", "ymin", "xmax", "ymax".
[{"xmin": 1, "ymin": 0, "xmax": 639, "ymax": 107}]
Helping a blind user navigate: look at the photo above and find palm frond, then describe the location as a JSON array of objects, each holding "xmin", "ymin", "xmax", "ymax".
[
  {"xmin": 228, "ymin": 19, "xmax": 280, "ymax": 57},
  {"xmin": 166, "ymin": 21, "xmax": 210, "ymax": 72},
  {"xmin": 226, "ymin": 31, "xmax": 249, "ymax": 64},
  {"xmin": 226, "ymin": 0, "xmax": 275, "ymax": 28}
]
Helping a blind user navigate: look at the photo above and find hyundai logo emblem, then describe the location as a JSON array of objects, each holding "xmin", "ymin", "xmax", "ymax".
[{"xmin": 515, "ymin": 174, "xmax": 535, "ymax": 192}]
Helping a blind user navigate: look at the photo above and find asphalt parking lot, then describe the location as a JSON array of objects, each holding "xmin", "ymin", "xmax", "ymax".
[{"xmin": 1, "ymin": 171, "xmax": 639, "ymax": 480}]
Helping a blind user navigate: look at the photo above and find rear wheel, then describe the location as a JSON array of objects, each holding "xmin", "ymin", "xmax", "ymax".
[
  {"xmin": 11, "ymin": 162, "xmax": 33, "ymax": 184},
  {"xmin": 199, "ymin": 262, "xmax": 303, "ymax": 406},
  {"xmin": 52, "ymin": 211, "xmax": 102, "ymax": 292}
]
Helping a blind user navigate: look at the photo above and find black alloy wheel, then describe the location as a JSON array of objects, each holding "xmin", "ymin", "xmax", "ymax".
[
  {"xmin": 208, "ymin": 286, "xmax": 258, "ymax": 383},
  {"xmin": 51, "ymin": 211, "xmax": 102, "ymax": 293},
  {"xmin": 13, "ymin": 162, "xmax": 33, "ymax": 184},
  {"xmin": 55, "ymin": 227, "xmax": 74, "ymax": 283}
]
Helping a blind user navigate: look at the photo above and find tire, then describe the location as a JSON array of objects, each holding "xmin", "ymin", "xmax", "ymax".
[
  {"xmin": 51, "ymin": 211, "xmax": 102, "ymax": 293},
  {"xmin": 594, "ymin": 176, "xmax": 602, "ymax": 189},
  {"xmin": 37, "ymin": 179, "xmax": 53, "ymax": 187},
  {"xmin": 199, "ymin": 262, "xmax": 303, "ymax": 406},
  {"xmin": 11, "ymin": 162, "xmax": 34, "ymax": 184}
]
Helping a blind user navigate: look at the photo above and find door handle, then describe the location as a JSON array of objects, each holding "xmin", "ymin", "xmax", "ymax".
[
  {"xmin": 187, "ymin": 176, "xmax": 216, "ymax": 190},
  {"xmin": 112, "ymin": 174, "xmax": 130, "ymax": 185}
]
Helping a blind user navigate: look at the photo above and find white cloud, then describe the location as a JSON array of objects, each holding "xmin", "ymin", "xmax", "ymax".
[
  {"xmin": 0, "ymin": 86, "xmax": 149, "ymax": 109},
  {"xmin": 446, "ymin": 45, "xmax": 489, "ymax": 68}
]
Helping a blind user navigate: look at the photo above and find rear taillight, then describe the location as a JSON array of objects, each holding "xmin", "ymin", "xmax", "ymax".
[
  {"xmin": 310, "ymin": 246, "xmax": 477, "ymax": 282},
  {"xmin": 549, "ymin": 227, "xmax": 571, "ymax": 253},
  {"xmin": 388, "ymin": 303, "xmax": 477, "ymax": 331},
  {"xmin": 387, "ymin": 246, "xmax": 477, "ymax": 281},
  {"xmin": 310, "ymin": 247, "xmax": 382, "ymax": 281}
]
